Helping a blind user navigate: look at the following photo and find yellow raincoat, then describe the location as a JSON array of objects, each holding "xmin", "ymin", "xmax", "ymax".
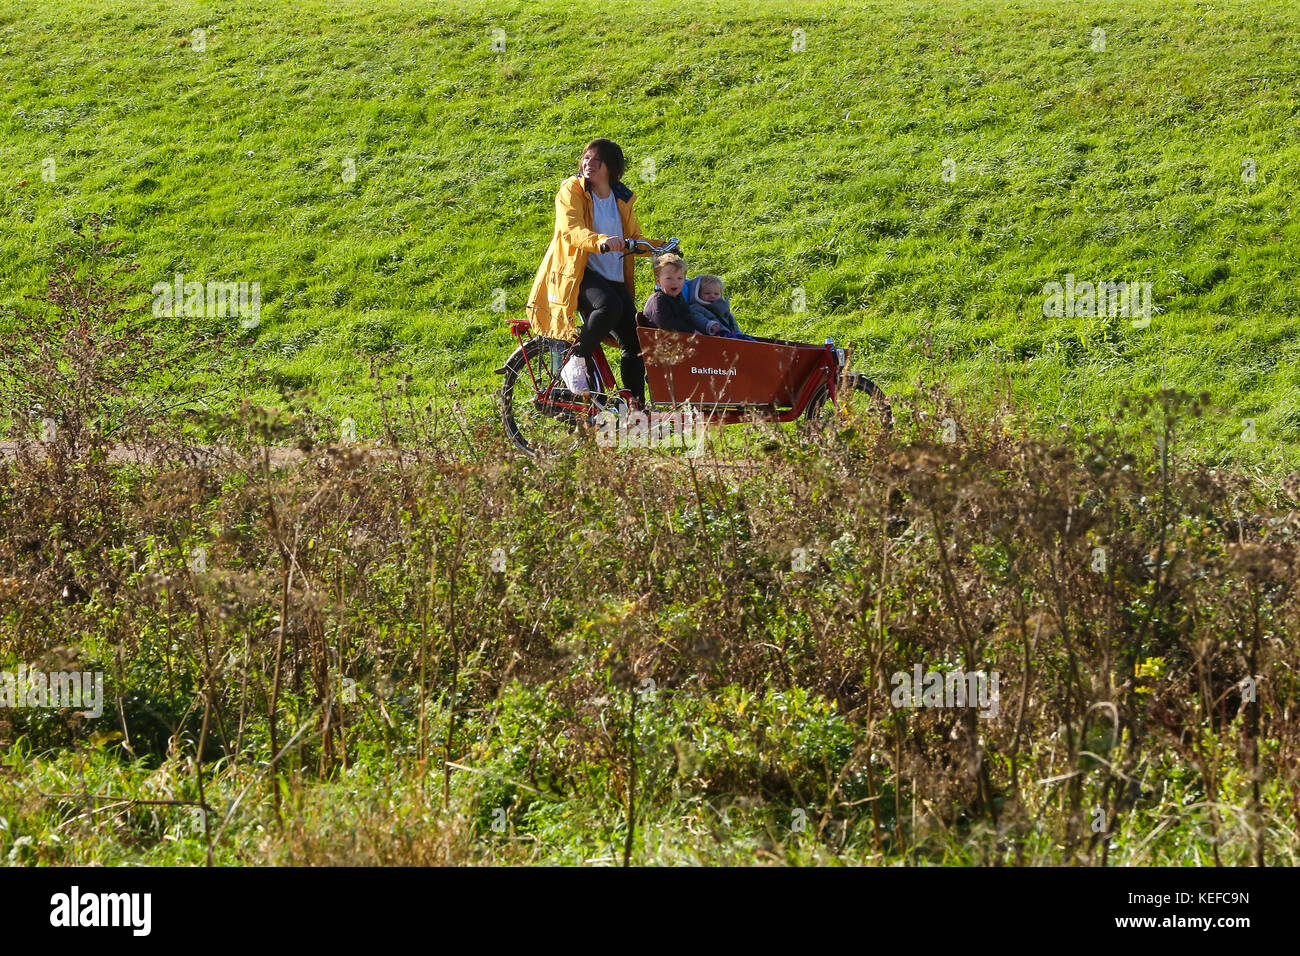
[{"xmin": 525, "ymin": 175, "xmax": 662, "ymax": 338}]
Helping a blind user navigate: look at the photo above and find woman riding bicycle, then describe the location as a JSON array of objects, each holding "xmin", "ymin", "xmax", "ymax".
[{"xmin": 524, "ymin": 138, "xmax": 665, "ymax": 408}]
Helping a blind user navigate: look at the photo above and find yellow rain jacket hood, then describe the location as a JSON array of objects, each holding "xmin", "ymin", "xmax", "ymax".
[{"xmin": 525, "ymin": 175, "xmax": 661, "ymax": 338}]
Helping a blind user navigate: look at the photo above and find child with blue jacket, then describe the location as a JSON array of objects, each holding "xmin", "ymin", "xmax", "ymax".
[{"xmin": 685, "ymin": 273, "xmax": 755, "ymax": 340}]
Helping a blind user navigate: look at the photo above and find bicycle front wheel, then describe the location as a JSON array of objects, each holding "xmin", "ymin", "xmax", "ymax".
[{"xmin": 802, "ymin": 373, "xmax": 893, "ymax": 438}]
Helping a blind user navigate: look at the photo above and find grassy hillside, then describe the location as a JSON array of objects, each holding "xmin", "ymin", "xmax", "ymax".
[{"xmin": 1, "ymin": 0, "xmax": 1298, "ymax": 468}]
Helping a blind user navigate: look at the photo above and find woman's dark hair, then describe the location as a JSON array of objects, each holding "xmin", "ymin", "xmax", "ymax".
[{"xmin": 579, "ymin": 138, "xmax": 626, "ymax": 184}]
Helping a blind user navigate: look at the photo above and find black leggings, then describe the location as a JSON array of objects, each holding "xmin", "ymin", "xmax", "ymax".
[{"xmin": 576, "ymin": 266, "xmax": 644, "ymax": 403}]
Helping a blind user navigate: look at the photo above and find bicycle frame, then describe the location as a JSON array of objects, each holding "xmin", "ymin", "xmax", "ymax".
[{"xmin": 505, "ymin": 319, "xmax": 839, "ymax": 425}]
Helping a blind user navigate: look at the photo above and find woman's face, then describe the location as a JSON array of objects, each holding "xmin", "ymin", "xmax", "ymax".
[{"xmin": 581, "ymin": 150, "xmax": 609, "ymax": 186}]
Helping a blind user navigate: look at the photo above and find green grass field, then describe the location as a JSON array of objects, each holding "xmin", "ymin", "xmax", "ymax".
[{"xmin": 2, "ymin": 0, "xmax": 1298, "ymax": 467}]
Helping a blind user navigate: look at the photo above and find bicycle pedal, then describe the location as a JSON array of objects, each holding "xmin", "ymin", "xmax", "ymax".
[{"xmin": 535, "ymin": 389, "xmax": 596, "ymax": 410}]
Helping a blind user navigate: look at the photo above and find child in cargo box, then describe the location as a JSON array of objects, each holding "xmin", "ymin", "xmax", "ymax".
[
  {"xmin": 644, "ymin": 256, "xmax": 756, "ymax": 341},
  {"xmin": 686, "ymin": 273, "xmax": 755, "ymax": 340},
  {"xmin": 642, "ymin": 253, "xmax": 695, "ymax": 333}
]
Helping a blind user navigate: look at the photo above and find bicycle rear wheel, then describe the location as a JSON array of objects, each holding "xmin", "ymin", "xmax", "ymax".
[{"xmin": 498, "ymin": 337, "xmax": 596, "ymax": 456}]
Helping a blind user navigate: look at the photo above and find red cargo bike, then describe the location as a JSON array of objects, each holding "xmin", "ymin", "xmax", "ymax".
[{"xmin": 497, "ymin": 238, "xmax": 890, "ymax": 456}]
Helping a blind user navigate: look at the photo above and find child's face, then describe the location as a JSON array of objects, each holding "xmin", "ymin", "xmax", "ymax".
[
  {"xmin": 659, "ymin": 269, "xmax": 685, "ymax": 297},
  {"xmin": 699, "ymin": 284, "xmax": 722, "ymax": 303}
]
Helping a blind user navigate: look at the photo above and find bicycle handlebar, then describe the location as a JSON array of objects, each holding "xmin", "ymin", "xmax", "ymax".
[{"xmin": 621, "ymin": 237, "xmax": 680, "ymax": 257}]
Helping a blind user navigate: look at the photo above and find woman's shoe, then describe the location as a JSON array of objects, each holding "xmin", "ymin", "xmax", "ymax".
[{"xmin": 561, "ymin": 355, "xmax": 590, "ymax": 395}]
